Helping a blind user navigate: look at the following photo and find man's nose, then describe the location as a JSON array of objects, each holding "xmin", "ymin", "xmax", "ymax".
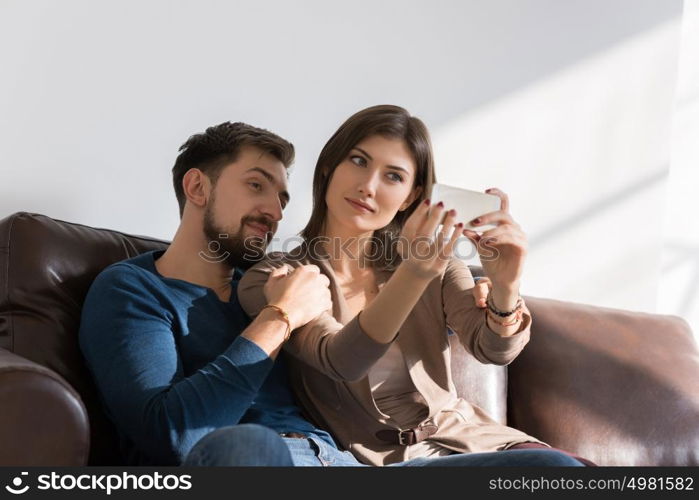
[{"xmin": 260, "ymin": 195, "xmax": 283, "ymax": 223}]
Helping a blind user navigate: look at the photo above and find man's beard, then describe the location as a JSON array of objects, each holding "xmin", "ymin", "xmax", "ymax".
[{"xmin": 202, "ymin": 202, "xmax": 271, "ymax": 270}]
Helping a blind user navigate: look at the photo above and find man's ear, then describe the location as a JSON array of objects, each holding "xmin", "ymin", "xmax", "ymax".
[
  {"xmin": 182, "ymin": 169, "xmax": 211, "ymax": 208},
  {"xmin": 399, "ymin": 186, "xmax": 423, "ymax": 211}
]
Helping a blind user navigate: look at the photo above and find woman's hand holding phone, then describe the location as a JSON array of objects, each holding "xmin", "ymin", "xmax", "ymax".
[
  {"xmin": 397, "ymin": 199, "xmax": 463, "ymax": 280},
  {"xmin": 462, "ymin": 187, "xmax": 527, "ymax": 300}
]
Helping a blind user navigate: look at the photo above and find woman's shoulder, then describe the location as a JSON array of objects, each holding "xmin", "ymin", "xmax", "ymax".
[{"xmin": 245, "ymin": 244, "xmax": 318, "ymax": 273}]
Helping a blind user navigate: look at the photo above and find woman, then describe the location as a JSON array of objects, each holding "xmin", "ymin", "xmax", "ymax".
[{"xmin": 238, "ymin": 105, "xmax": 590, "ymax": 466}]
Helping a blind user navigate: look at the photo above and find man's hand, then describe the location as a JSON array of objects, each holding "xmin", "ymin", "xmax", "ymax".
[{"xmin": 263, "ymin": 264, "xmax": 332, "ymax": 330}]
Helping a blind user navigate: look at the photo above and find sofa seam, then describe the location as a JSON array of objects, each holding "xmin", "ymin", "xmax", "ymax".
[
  {"xmin": 21, "ymin": 211, "xmax": 170, "ymax": 246},
  {"xmin": 3, "ymin": 213, "xmax": 17, "ymax": 352}
]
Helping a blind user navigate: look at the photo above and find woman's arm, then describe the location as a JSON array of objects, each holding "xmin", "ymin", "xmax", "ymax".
[
  {"xmin": 460, "ymin": 187, "xmax": 531, "ymax": 341},
  {"xmin": 238, "ymin": 257, "xmax": 393, "ymax": 382},
  {"xmin": 356, "ymin": 200, "xmax": 464, "ymax": 343},
  {"xmin": 238, "ymin": 202, "xmax": 465, "ymax": 381},
  {"xmin": 443, "ymin": 257, "xmax": 531, "ymax": 365},
  {"xmin": 487, "ymin": 284, "xmax": 525, "ymax": 337}
]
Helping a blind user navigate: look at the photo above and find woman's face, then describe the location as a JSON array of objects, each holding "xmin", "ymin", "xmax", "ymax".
[{"xmin": 324, "ymin": 135, "xmax": 420, "ymax": 235}]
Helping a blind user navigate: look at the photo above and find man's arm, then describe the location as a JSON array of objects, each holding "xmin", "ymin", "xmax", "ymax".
[
  {"xmin": 79, "ymin": 265, "xmax": 289, "ymax": 465},
  {"xmin": 242, "ymin": 264, "xmax": 333, "ymax": 359},
  {"xmin": 238, "ymin": 259, "xmax": 399, "ymax": 382}
]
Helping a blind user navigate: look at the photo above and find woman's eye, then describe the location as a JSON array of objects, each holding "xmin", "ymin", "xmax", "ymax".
[
  {"xmin": 249, "ymin": 182, "xmax": 262, "ymax": 191},
  {"xmin": 350, "ymin": 155, "xmax": 366, "ymax": 167},
  {"xmin": 387, "ymin": 172, "xmax": 404, "ymax": 183}
]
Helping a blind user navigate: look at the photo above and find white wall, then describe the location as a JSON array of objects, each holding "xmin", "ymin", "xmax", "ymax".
[
  {"xmin": 1, "ymin": 1, "xmax": 693, "ymax": 333},
  {"xmin": 658, "ymin": 0, "xmax": 699, "ymax": 340},
  {"xmin": 432, "ymin": 13, "xmax": 682, "ymax": 316}
]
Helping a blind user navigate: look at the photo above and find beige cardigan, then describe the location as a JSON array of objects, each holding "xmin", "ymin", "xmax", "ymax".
[{"xmin": 237, "ymin": 245, "xmax": 545, "ymax": 465}]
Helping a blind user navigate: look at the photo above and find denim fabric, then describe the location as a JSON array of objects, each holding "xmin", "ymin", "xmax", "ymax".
[
  {"xmin": 287, "ymin": 437, "xmax": 584, "ymax": 467},
  {"xmin": 182, "ymin": 424, "xmax": 293, "ymax": 466},
  {"xmin": 282, "ymin": 436, "xmax": 362, "ymax": 466},
  {"xmin": 184, "ymin": 425, "xmax": 585, "ymax": 467},
  {"xmin": 395, "ymin": 449, "xmax": 585, "ymax": 467}
]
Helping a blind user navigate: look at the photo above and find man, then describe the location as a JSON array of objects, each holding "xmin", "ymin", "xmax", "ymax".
[
  {"xmin": 79, "ymin": 122, "xmax": 581, "ymax": 467},
  {"xmin": 79, "ymin": 122, "xmax": 332, "ymax": 465}
]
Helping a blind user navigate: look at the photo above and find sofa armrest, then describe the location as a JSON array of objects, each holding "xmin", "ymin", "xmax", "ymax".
[
  {"xmin": 0, "ymin": 348, "xmax": 90, "ymax": 465},
  {"xmin": 507, "ymin": 297, "xmax": 699, "ymax": 466}
]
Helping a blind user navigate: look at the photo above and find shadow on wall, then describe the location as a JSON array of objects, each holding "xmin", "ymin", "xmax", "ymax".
[
  {"xmin": 526, "ymin": 167, "xmax": 668, "ymax": 248},
  {"xmin": 662, "ymin": 243, "xmax": 699, "ymax": 317}
]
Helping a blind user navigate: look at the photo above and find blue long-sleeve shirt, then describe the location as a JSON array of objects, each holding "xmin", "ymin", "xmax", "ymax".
[{"xmin": 78, "ymin": 249, "xmax": 334, "ymax": 465}]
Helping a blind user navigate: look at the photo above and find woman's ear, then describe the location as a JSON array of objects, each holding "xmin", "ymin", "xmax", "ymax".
[{"xmin": 399, "ymin": 186, "xmax": 423, "ymax": 211}]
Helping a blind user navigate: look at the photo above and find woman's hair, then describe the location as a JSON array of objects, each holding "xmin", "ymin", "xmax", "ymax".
[{"xmin": 300, "ymin": 105, "xmax": 436, "ymax": 270}]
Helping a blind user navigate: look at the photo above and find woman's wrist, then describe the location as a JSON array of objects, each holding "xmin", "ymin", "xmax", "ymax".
[
  {"xmin": 489, "ymin": 281, "xmax": 521, "ymax": 311},
  {"xmin": 484, "ymin": 309, "xmax": 523, "ymax": 337},
  {"xmin": 398, "ymin": 258, "xmax": 442, "ymax": 282}
]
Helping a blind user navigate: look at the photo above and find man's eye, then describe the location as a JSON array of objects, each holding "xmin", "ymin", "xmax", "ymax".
[{"xmin": 350, "ymin": 155, "xmax": 366, "ymax": 166}]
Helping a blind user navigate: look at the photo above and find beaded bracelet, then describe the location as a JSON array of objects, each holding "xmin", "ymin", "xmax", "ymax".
[
  {"xmin": 261, "ymin": 304, "xmax": 292, "ymax": 341},
  {"xmin": 485, "ymin": 307, "xmax": 523, "ymax": 327},
  {"xmin": 486, "ymin": 293, "xmax": 524, "ymax": 318}
]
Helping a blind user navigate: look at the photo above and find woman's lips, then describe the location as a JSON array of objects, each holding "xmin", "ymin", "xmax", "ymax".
[{"xmin": 345, "ymin": 198, "xmax": 374, "ymax": 213}]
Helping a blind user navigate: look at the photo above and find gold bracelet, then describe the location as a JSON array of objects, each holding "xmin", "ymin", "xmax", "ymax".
[{"xmin": 261, "ymin": 304, "xmax": 292, "ymax": 341}]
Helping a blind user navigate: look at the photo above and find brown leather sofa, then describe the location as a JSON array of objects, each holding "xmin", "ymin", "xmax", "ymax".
[{"xmin": 1, "ymin": 212, "xmax": 698, "ymax": 466}]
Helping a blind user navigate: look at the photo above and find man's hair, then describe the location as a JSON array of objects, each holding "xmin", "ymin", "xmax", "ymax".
[{"xmin": 172, "ymin": 122, "xmax": 295, "ymax": 218}]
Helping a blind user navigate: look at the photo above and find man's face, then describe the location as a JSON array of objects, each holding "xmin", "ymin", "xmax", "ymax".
[{"xmin": 202, "ymin": 146, "xmax": 289, "ymax": 269}]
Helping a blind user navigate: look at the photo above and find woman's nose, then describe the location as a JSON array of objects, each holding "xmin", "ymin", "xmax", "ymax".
[{"xmin": 357, "ymin": 172, "xmax": 378, "ymax": 198}]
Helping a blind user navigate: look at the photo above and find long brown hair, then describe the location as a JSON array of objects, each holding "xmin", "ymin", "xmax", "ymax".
[{"xmin": 300, "ymin": 105, "xmax": 435, "ymax": 270}]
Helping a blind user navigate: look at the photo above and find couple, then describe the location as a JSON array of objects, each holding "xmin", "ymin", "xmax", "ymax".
[{"xmin": 79, "ymin": 105, "xmax": 591, "ymax": 467}]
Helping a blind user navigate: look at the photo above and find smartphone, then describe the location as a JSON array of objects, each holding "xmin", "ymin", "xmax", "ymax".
[{"xmin": 430, "ymin": 183, "xmax": 501, "ymax": 232}]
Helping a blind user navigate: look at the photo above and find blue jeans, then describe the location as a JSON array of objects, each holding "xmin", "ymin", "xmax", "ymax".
[
  {"xmin": 183, "ymin": 424, "xmax": 584, "ymax": 467},
  {"xmin": 182, "ymin": 424, "xmax": 293, "ymax": 466}
]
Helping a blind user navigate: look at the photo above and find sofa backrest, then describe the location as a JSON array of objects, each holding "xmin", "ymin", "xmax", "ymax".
[
  {"xmin": 0, "ymin": 212, "xmax": 507, "ymax": 464},
  {"xmin": 0, "ymin": 212, "xmax": 169, "ymax": 464}
]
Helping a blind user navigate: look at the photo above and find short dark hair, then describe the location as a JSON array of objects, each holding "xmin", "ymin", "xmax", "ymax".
[
  {"xmin": 300, "ymin": 105, "xmax": 435, "ymax": 270},
  {"xmin": 172, "ymin": 122, "xmax": 295, "ymax": 218}
]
